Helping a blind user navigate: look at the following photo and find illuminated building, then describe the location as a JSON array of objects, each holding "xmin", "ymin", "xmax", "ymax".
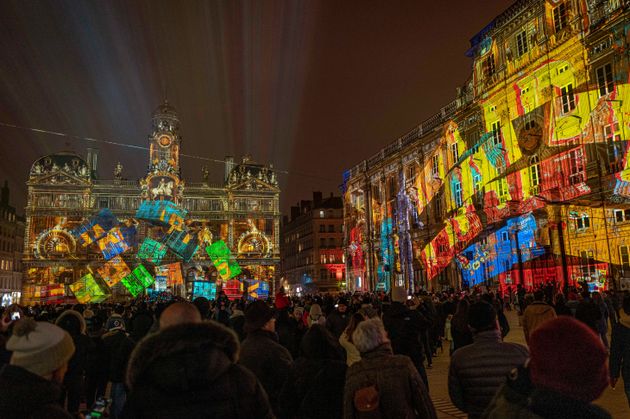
[
  {"xmin": 343, "ymin": 0, "xmax": 629, "ymax": 292},
  {"xmin": 0, "ymin": 181, "xmax": 25, "ymax": 306},
  {"xmin": 281, "ymin": 192, "xmax": 345, "ymax": 294},
  {"xmin": 22, "ymin": 102, "xmax": 280, "ymax": 304}
]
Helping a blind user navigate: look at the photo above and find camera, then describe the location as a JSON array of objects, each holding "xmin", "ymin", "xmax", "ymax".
[{"xmin": 85, "ymin": 397, "xmax": 111, "ymax": 419}]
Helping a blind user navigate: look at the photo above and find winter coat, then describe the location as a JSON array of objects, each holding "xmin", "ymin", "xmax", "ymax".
[
  {"xmin": 0, "ymin": 364, "xmax": 73, "ymax": 419},
  {"xmin": 279, "ymin": 358, "xmax": 347, "ymax": 419},
  {"xmin": 123, "ymin": 321, "xmax": 273, "ymax": 419},
  {"xmin": 483, "ymin": 366, "xmax": 611, "ymax": 419},
  {"xmin": 343, "ymin": 343, "xmax": 437, "ymax": 419},
  {"xmin": 576, "ymin": 300, "xmax": 603, "ymax": 332},
  {"xmin": 102, "ymin": 328, "xmax": 134, "ymax": 383},
  {"xmin": 326, "ymin": 310, "xmax": 350, "ymax": 338},
  {"xmin": 522, "ymin": 302, "xmax": 556, "ymax": 342},
  {"xmin": 448, "ymin": 329, "xmax": 529, "ymax": 418},
  {"xmin": 610, "ymin": 320, "xmax": 630, "ymax": 382},
  {"xmin": 339, "ymin": 332, "xmax": 361, "ymax": 366},
  {"xmin": 240, "ymin": 329, "xmax": 293, "ymax": 415},
  {"xmin": 382, "ymin": 302, "xmax": 430, "ymax": 371},
  {"xmin": 229, "ymin": 310, "xmax": 246, "ymax": 342}
]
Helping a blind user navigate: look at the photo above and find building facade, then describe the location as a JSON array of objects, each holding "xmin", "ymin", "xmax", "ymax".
[
  {"xmin": 281, "ymin": 192, "xmax": 345, "ymax": 294},
  {"xmin": 343, "ymin": 0, "xmax": 630, "ymax": 293},
  {"xmin": 22, "ymin": 102, "xmax": 281, "ymax": 304},
  {"xmin": 0, "ymin": 181, "xmax": 25, "ymax": 306}
]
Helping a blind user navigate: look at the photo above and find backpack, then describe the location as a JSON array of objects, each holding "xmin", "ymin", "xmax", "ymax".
[{"xmin": 353, "ymin": 384, "xmax": 382, "ymax": 418}]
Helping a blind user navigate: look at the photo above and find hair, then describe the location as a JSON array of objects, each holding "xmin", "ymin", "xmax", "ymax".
[
  {"xmin": 343, "ymin": 312, "xmax": 366, "ymax": 343},
  {"xmin": 300, "ymin": 325, "xmax": 344, "ymax": 361},
  {"xmin": 192, "ymin": 297, "xmax": 210, "ymax": 318},
  {"xmin": 451, "ymin": 297, "xmax": 470, "ymax": 331},
  {"xmin": 467, "ymin": 302, "xmax": 497, "ymax": 332},
  {"xmin": 352, "ymin": 318, "xmax": 389, "ymax": 353}
]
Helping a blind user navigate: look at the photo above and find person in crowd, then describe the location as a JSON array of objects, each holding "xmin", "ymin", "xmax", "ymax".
[
  {"xmin": 307, "ymin": 303, "xmax": 326, "ymax": 327},
  {"xmin": 484, "ymin": 316, "xmax": 611, "ymax": 418},
  {"xmin": 343, "ymin": 318, "xmax": 437, "ymax": 419},
  {"xmin": 553, "ymin": 293, "xmax": 572, "ymax": 316},
  {"xmin": 102, "ymin": 311, "xmax": 133, "ymax": 419},
  {"xmin": 576, "ymin": 290, "xmax": 603, "ymax": 333},
  {"xmin": 275, "ymin": 287, "xmax": 290, "ymax": 311},
  {"xmin": 516, "ymin": 284, "xmax": 527, "ymax": 314},
  {"xmin": 451, "ymin": 297, "xmax": 473, "ymax": 352},
  {"xmin": 159, "ymin": 301, "xmax": 201, "ymax": 330},
  {"xmin": 212, "ymin": 298, "xmax": 231, "ymax": 326},
  {"xmin": 279, "ymin": 324, "xmax": 347, "ymax": 419},
  {"xmin": 192, "ymin": 296, "xmax": 211, "ymax": 320},
  {"xmin": 240, "ymin": 300, "xmax": 293, "ymax": 417},
  {"xmin": 55, "ymin": 309, "xmax": 93, "ymax": 415},
  {"xmin": 326, "ymin": 297, "xmax": 350, "ymax": 338},
  {"xmin": 123, "ymin": 321, "xmax": 273, "ymax": 418},
  {"xmin": 592, "ymin": 291, "xmax": 610, "ymax": 348},
  {"xmin": 448, "ymin": 302, "xmax": 528, "ymax": 418},
  {"xmin": 229, "ymin": 300, "xmax": 246, "ymax": 341},
  {"xmin": 85, "ymin": 313, "xmax": 108, "ymax": 409},
  {"xmin": 382, "ymin": 287, "xmax": 431, "ymax": 388},
  {"xmin": 106, "ymin": 304, "xmax": 127, "ymax": 331},
  {"xmin": 610, "ymin": 294, "xmax": 630, "ymax": 406},
  {"xmin": 339, "ymin": 312, "xmax": 365, "ymax": 366},
  {"xmin": 521, "ymin": 290, "xmax": 556, "ymax": 343},
  {"xmin": 0, "ymin": 318, "xmax": 75, "ymax": 419}
]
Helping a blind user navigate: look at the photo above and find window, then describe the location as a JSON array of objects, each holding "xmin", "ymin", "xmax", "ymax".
[
  {"xmin": 501, "ymin": 231, "xmax": 509, "ymax": 242},
  {"xmin": 491, "ymin": 121, "xmax": 502, "ymax": 146},
  {"xmin": 482, "ymin": 54, "xmax": 496, "ymax": 79},
  {"xmin": 434, "ymin": 194, "xmax": 443, "ymax": 218},
  {"xmin": 319, "ymin": 224, "xmax": 325, "ymax": 233},
  {"xmin": 552, "ymin": 2, "xmax": 568, "ymax": 33},
  {"xmin": 498, "ymin": 178, "xmax": 509, "ymax": 203},
  {"xmin": 431, "ymin": 155, "xmax": 440, "ymax": 177},
  {"xmin": 596, "ymin": 63, "xmax": 614, "ymax": 97},
  {"xmin": 329, "ymin": 238, "xmax": 336, "ymax": 247},
  {"xmin": 328, "ymin": 225, "xmax": 334, "ymax": 232},
  {"xmin": 388, "ymin": 177, "xmax": 397, "ymax": 199},
  {"xmin": 329, "ymin": 254, "xmax": 336, "ymax": 263},
  {"xmin": 614, "ymin": 209, "xmax": 630, "ymax": 223},
  {"xmin": 606, "ymin": 123, "xmax": 623, "ymax": 173},
  {"xmin": 450, "ymin": 143, "xmax": 459, "ymax": 164},
  {"xmin": 320, "ymin": 254, "xmax": 326, "ymax": 264},
  {"xmin": 568, "ymin": 148, "xmax": 584, "ymax": 185},
  {"xmin": 319, "ymin": 238, "xmax": 326, "ymax": 247},
  {"xmin": 473, "ymin": 172, "xmax": 482, "ymax": 192},
  {"xmin": 516, "ymin": 30, "xmax": 529, "ymax": 56},
  {"xmin": 576, "ymin": 214, "xmax": 590, "ymax": 230},
  {"xmin": 319, "ymin": 210, "xmax": 325, "ymax": 218},
  {"xmin": 99, "ymin": 199, "xmax": 108, "ymax": 208},
  {"xmin": 560, "ymin": 83, "xmax": 576, "ymax": 114},
  {"xmin": 529, "ymin": 155, "xmax": 541, "ymax": 194},
  {"xmin": 406, "ymin": 165, "xmax": 416, "ymax": 180},
  {"xmin": 453, "ymin": 181, "xmax": 463, "ymax": 207},
  {"xmin": 620, "ymin": 246, "xmax": 630, "ymax": 271}
]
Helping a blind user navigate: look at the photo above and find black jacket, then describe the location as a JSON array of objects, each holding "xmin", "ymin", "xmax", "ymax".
[
  {"xmin": 382, "ymin": 302, "xmax": 430, "ymax": 369},
  {"xmin": 610, "ymin": 321, "xmax": 630, "ymax": 381},
  {"xmin": 102, "ymin": 329, "xmax": 134, "ymax": 383},
  {"xmin": 326, "ymin": 310, "xmax": 350, "ymax": 338},
  {"xmin": 240, "ymin": 329, "xmax": 293, "ymax": 415},
  {"xmin": 123, "ymin": 321, "xmax": 273, "ymax": 419},
  {"xmin": 0, "ymin": 364, "xmax": 72, "ymax": 419}
]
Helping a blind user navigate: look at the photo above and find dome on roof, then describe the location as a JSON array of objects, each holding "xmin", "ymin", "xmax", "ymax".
[
  {"xmin": 30, "ymin": 152, "xmax": 91, "ymax": 179},
  {"xmin": 152, "ymin": 100, "xmax": 180, "ymax": 134},
  {"xmin": 153, "ymin": 100, "xmax": 178, "ymax": 119}
]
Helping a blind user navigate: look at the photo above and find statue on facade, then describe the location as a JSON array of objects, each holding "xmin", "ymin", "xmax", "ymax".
[
  {"xmin": 202, "ymin": 165, "xmax": 209, "ymax": 183},
  {"xmin": 114, "ymin": 162, "xmax": 123, "ymax": 180}
]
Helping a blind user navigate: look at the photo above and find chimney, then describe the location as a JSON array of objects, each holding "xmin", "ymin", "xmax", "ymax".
[
  {"xmin": 1, "ymin": 181, "xmax": 8, "ymax": 205},
  {"xmin": 225, "ymin": 156, "xmax": 234, "ymax": 182},
  {"xmin": 86, "ymin": 148, "xmax": 99, "ymax": 176},
  {"xmin": 313, "ymin": 191, "xmax": 323, "ymax": 207}
]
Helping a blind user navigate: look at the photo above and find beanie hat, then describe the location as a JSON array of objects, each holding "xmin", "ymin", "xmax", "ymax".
[
  {"xmin": 244, "ymin": 301, "xmax": 275, "ymax": 333},
  {"xmin": 391, "ymin": 287, "xmax": 408, "ymax": 303},
  {"xmin": 529, "ymin": 317, "xmax": 608, "ymax": 403},
  {"xmin": 467, "ymin": 302, "xmax": 497, "ymax": 332},
  {"xmin": 106, "ymin": 316, "xmax": 126, "ymax": 331},
  {"xmin": 8, "ymin": 318, "xmax": 75, "ymax": 377}
]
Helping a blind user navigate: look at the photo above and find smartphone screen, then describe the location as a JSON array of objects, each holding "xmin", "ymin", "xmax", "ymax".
[{"xmin": 10, "ymin": 312, "xmax": 20, "ymax": 321}]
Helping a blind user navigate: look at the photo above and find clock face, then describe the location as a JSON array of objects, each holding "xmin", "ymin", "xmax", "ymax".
[
  {"xmin": 158, "ymin": 135, "xmax": 172, "ymax": 147},
  {"xmin": 518, "ymin": 122, "xmax": 542, "ymax": 154},
  {"xmin": 35, "ymin": 229, "xmax": 76, "ymax": 259}
]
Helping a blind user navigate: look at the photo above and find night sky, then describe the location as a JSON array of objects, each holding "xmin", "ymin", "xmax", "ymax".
[{"xmin": 0, "ymin": 0, "xmax": 511, "ymax": 215}]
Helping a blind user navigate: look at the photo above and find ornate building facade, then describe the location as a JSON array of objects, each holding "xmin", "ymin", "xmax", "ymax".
[
  {"xmin": 0, "ymin": 181, "xmax": 25, "ymax": 306},
  {"xmin": 22, "ymin": 102, "xmax": 280, "ymax": 304},
  {"xmin": 343, "ymin": 0, "xmax": 629, "ymax": 293}
]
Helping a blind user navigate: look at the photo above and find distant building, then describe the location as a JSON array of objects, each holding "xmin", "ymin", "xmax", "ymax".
[
  {"xmin": 22, "ymin": 101, "xmax": 281, "ymax": 304},
  {"xmin": 0, "ymin": 181, "xmax": 25, "ymax": 306},
  {"xmin": 281, "ymin": 192, "xmax": 345, "ymax": 294}
]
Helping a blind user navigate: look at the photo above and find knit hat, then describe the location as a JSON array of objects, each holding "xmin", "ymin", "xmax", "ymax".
[
  {"xmin": 391, "ymin": 287, "xmax": 407, "ymax": 303},
  {"xmin": 106, "ymin": 316, "xmax": 126, "ymax": 331},
  {"xmin": 8, "ymin": 318, "xmax": 75, "ymax": 377},
  {"xmin": 529, "ymin": 317, "xmax": 608, "ymax": 403},
  {"xmin": 244, "ymin": 301, "xmax": 275, "ymax": 333}
]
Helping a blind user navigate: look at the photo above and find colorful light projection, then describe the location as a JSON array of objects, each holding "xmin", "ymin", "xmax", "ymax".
[
  {"xmin": 97, "ymin": 227, "xmax": 129, "ymax": 260},
  {"xmin": 69, "ymin": 273, "xmax": 110, "ymax": 303},
  {"xmin": 97, "ymin": 255, "xmax": 131, "ymax": 288},
  {"xmin": 121, "ymin": 265, "xmax": 155, "ymax": 297},
  {"xmin": 247, "ymin": 279, "xmax": 270, "ymax": 300},
  {"xmin": 192, "ymin": 281, "xmax": 216, "ymax": 300},
  {"xmin": 155, "ymin": 262, "xmax": 184, "ymax": 287},
  {"xmin": 72, "ymin": 208, "xmax": 118, "ymax": 247},
  {"xmin": 137, "ymin": 237, "xmax": 168, "ymax": 265},
  {"xmin": 162, "ymin": 229, "xmax": 199, "ymax": 262},
  {"xmin": 206, "ymin": 240, "xmax": 242, "ymax": 280},
  {"xmin": 135, "ymin": 200, "xmax": 187, "ymax": 230}
]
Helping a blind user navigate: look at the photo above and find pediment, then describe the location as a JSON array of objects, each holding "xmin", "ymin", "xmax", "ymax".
[
  {"xmin": 31, "ymin": 171, "xmax": 90, "ymax": 186},
  {"xmin": 228, "ymin": 178, "xmax": 279, "ymax": 192}
]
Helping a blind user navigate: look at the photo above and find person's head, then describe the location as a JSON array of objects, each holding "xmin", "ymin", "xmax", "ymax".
[
  {"xmin": 352, "ymin": 318, "xmax": 390, "ymax": 354},
  {"xmin": 308, "ymin": 303, "xmax": 323, "ymax": 326},
  {"xmin": 336, "ymin": 297, "xmax": 348, "ymax": 313},
  {"xmin": 455, "ymin": 297, "xmax": 470, "ymax": 314},
  {"xmin": 192, "ymin": 297, "xmax": 210, "ymax": 318},
  {"xmin": 467, "ymin": 302, "xmax": 497, "ymax": 333},
  {"xmin": 581, "ymin": 290, "xmax": 591, "ymax": 301},
  {"xmin": 160, "ymin": 302, "xmax": 202, "ymax": 330},
  {"xmin": 344, "ymin": 312, "xmax": 366, "ymax": 343},
  {"xmin": 300, "ymin": 324, "xmax": 344, "ymax": 361},
  {"xmin": 391, "ymin": 287, "xmax": 407, "ymax": 303},
  {"xmin": 130, "ymin": 312, "xmax": 154, "ymax": 340},
  {"xmin": 529, "ymin": 317, "xmax": 608, "ymax": 403},
  {"xmin": 113, "ymin": 304, "xmax": 125, "ymax": 315},
  {"xmin": 533, "ymin": 290, "xmax": 544, "ymax": 301},
  {"xmin": 293, "ymin": 306, "xmax": 304, "ymax": 320},
  {"xmin": 244, "ymin": 301, "xmax": 276, "ymax": 333},
  {"xmin": 555, "ymin": 293, "xmax": 566, "ymax": 305},
  {"xmin": 7, "ymin": 318, "xmax": 75, "ymax": 383},
  {"xmin": 55, "ymin": 309, "xmax": 86, "ymax": 336}
]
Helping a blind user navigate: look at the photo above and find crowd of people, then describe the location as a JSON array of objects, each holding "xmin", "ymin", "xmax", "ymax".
[{"xmin": 0, "ymin": 283, "xmax": 628, "ymax": 418}]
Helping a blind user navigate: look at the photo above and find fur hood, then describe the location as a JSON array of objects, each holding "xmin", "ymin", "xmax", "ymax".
[{"xmin": 126, "ymin": 320, "xmax": 239, "ymax": 391}]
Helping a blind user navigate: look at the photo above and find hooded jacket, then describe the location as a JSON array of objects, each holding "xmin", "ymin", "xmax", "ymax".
[
  {"xmin": 0, "ymin": 364, "xmax": 73, "ymax": 419},
  {"xmin": 522, "ymin": 302, "xmax": 556, "ymax": 342},
  {"xmin": 123, "ymin": 321, "xmax": 273, "ymax": 419},
  {"xmin": 382, "ymin": 302, "xmax": 430, "ymax": 370}
]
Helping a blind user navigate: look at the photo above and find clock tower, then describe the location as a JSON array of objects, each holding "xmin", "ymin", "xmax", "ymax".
[{"xmin": 142, "ymin": 100, "xmax": 184, "ymax": 202}]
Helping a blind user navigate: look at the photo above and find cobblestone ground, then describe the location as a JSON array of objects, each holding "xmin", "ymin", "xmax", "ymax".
[{"xmin": 427, "ymin": 309, "xmax": 630, "ymax": 419}]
